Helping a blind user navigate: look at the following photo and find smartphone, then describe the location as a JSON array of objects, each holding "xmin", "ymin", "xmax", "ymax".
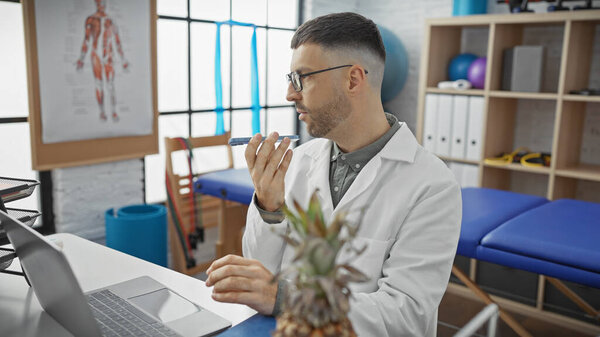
[{"xmin": 228, "ymin": 135, "xmax": 299, "ymax": 146}]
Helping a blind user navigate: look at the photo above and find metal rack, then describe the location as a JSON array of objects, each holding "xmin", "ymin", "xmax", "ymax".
[{"xmin": 0, "ymin": 177, "xmax": 40, "ymax": 278}]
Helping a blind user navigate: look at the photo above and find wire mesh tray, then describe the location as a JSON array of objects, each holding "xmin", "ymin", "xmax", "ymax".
[
  {"xmin": 0, "ymin": 177, "xmax": 40, "ymax": 203},
  {"xmin": 0, "ymin": 208, "xmax": 41, "ymax": 242},
  {"xmin": 7, "ymin": 208, "xmax": 41, "ymax": 227},
  {"xmin": 0, "ymin": 247, "xmax": 16, "ymax": 270}
]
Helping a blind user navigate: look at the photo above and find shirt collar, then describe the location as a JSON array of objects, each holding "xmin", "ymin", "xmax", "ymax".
[{"xmin": 330, "ymin": 113, "xmax": 400, "ymax": 172}]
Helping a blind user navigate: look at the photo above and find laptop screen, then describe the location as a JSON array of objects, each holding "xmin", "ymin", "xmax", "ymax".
[{"xmin": 0, "ymin": 211, "xmax": 102, "ymax": 337}]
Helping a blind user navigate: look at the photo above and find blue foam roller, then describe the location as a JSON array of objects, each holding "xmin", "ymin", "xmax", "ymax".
[
  {"xmin": 105, "ymin": 204, "xmax": 167, "ymax": 267},
  {"xmin": 453, "ymin": 0, "xmax": 487, "ymax": 16}
]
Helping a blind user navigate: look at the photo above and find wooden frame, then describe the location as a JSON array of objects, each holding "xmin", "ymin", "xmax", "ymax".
[
  {"xmin": 417, "ymin": 10, "xmax": 600, "ymax": 336},
  {"xmin": 165, "ymin": 133, "xmax": 247, "ymax": 276},
  {"xmin": 22, "ymin": 0, "xmax": 158, "ymax": 170}
]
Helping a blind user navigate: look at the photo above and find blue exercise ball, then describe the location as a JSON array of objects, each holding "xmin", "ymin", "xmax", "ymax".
[
  {"xmin": 448, "ymin": 53, "xmax": 478, "ymax": 81},
  {"xmin": 378, "ymin": 25, "xmax": 408, "ymax": 103}
]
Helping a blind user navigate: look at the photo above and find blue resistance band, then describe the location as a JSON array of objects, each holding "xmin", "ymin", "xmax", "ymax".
[{"xmin": 215, "ymin": 20, "xmax": 260, "ymax": 135}]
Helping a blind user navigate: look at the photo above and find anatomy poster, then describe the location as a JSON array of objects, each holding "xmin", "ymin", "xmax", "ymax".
[{"xmin": 34, "ymin": 0, "xmax": 153, "ymax": 143}]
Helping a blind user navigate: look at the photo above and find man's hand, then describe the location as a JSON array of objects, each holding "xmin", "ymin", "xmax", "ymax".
[
  {"xmin": 206, "ymin": 255, "xmax": 278, "ymax": 315},
  {"xmin": 245, "ymin": 131, "xmax": 293, "ymax": 212}
]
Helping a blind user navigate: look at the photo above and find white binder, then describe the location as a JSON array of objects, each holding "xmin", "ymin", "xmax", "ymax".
[
  {"xmin": 436, "ymin": 94, "xmax": 453, "ymax": 157},
  {"xmin": 451, "ymin": 95, "xmax": 469, "ymax": 159},
  {"xmin": 423, "ymin": 94, "xmax": 438, "ymax": 153},
  {"xmin": 466, "ymin": 96, "xmax": 485, "ymax": 161},
  {"xmin": 462, "ymin": 164, "xmax": 480, "ymax": 187},
  {"xmin": 448, "ymin": 162, "xmax": 464, "ymax": 186}
]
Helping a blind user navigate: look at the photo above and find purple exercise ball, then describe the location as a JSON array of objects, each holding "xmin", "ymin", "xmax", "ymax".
[{"xmin": 467, "ymin": 57, "xmax": 487, "ymax": 89}]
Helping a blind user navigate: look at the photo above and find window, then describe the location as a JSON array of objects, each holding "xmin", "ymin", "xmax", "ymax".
[
  {"xmin": 0, "ymin": 0, "xmax": 41, "ymax": 215},
  {"xmin": 145, "ymin": 0, "xmax": 300, "ymax": 203},
  {"xmin": 0, "ymin": 0, "xmax": 301, "ymax": 232}
]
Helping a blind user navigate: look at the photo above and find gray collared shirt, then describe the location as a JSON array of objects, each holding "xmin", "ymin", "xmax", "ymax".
[{"xmin": 329, "ymin": 113, "xmax": 400, "ymax": 208}]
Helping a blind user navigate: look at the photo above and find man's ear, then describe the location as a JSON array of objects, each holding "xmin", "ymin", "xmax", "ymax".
[{"xmin": 347, "ymin": 65, "xmax": 367, "ymax": 94}]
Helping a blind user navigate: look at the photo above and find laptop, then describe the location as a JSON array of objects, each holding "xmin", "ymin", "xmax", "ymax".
[{"xmin": 0, "ymin": 210, "xmax": 231, "ymax": 337}]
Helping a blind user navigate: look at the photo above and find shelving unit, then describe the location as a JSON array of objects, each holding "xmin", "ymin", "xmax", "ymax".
[
  {"xmin": 417, "ymin": 10, "xmax": 600, "ymax": 202},
  {"xmin": 563, "ymin": 94, "xmax": 600, "ymax": 102},
  {"xmin": 417, "ymin": 10, "xmax": 600, "ymax": 334},
  {"xmin": 425, "ymin": 88, "xmax": 484, "ymax": 96},
  {"xmin": 483, "ymin": 162, "xmax": 552, "ymax": 175},
  {"xmin": 438, "ymin": 156, "xmax": 479, "ymax": 165},
  {"xmin": 488, "ymin": 90, "xmax": 558, "ymax": 100}
]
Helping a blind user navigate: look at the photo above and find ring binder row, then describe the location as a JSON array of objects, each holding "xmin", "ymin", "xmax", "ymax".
[
  {"xmin": 423, "ymin": 94, "xmax": 484, "ymax": 188},
  {"xmin": 0, "ymin": 177, "xmax": 41, "ymax": 271}
]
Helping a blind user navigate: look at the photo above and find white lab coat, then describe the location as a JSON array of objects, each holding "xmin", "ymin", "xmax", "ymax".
[{"xmin": 243, "ymin": 122, "xmax": 462, "ymax": 337}]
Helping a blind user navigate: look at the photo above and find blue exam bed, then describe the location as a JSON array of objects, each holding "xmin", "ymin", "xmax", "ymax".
[
  {"xmin": 477, "ymin": 198, "xmax": 600, "ymax": 288},
  {"xmin": 195, "ymin": 169, "xmax": 254, "ymax": 205}
]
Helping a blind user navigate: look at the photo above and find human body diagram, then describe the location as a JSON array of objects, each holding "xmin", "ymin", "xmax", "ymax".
[{"xmin": 76, "ymin": 0, "xmax": 129, "ymax": 122}]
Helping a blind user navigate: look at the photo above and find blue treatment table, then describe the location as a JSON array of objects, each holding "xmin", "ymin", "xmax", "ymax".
[
  {"xmin": 478, "ymin": 199, "xmax": 600, "ymax": 289},
  {"xmin": 194, "ymin": 169, "xmax": 254, "ymax": 205},
  {"xmin": 460, "ymin": 189, "xmax": 600, "ymax": 288},
  {"xmin": 458, "ymin": 188, "xmax": 600, "ymax": 336},
  {"xmin": 458, "ymin": 188, "xmax": 549, "ymax": 258},
  {"xmin": 193, "ymin": 171, "xmax": 600, "ymax": 335}
]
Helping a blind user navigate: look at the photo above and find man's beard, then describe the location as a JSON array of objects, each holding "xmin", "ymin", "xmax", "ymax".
[{"xmin": 299, "ymin": 89, "xmax": 351, "ymax": 138}]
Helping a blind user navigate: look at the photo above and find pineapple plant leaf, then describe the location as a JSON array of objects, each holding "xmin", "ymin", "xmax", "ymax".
[
  {"xmin": 282, "ymin": 204, "xmax": 306, "ymax": 238},
  {"xmin": 272, "ymin": 189, "xmax": 369, "ymax": 337}
]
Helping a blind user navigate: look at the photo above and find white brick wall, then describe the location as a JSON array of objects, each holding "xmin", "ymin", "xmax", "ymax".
[
  {"xmin": 355, "ymin": 0, "xmax": 452, "ymax": 131},
  {"xmin": 53, "ymin": 159, "xmax": 143, "ymax": 242}
]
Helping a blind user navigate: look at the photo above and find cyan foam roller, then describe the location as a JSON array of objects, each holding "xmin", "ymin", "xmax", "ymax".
[
  {"xmin": 105, "ymin": 204, "xmax": 167, "ymax": 267},
  {"xmin": 453, "ymin": 0, "xmax": 487, "ymax": 16}
]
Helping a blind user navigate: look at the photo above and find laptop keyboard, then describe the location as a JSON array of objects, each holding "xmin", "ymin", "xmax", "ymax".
[{"xmin": 87, "ymin": 289, "xmax": 182, "ymax": 337}]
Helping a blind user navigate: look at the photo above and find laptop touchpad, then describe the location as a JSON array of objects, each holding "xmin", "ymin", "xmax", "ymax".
[{"xmin": 129, "ymin": 288, "xmax": 201, "ymax": 323}]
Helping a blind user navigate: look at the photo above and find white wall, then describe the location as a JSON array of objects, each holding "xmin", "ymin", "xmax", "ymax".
[
  {"xmin": 355, "ymin": 0, "xmax": 452, "ymax": 131},
  {"xmin": 53, "ymin": 159, "xmax": 144, "ymax": 242}
]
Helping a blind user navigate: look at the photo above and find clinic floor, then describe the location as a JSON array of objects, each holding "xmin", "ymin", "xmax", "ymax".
[{"xmin": 437, "ymin": 290, "xmax": 593, "ymax": 337}]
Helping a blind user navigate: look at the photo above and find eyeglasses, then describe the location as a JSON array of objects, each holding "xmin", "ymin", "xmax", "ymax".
[{"xmin": 286, "ymin": 65, "xmax": 368, "ymax": 92}]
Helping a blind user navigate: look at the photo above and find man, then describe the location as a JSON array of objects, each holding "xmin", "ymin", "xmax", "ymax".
[
  {"xmin": 76, "ymin": 0, "xmax": 129, "ymax": 122},
  {"xmin": 205, "ymin": 12, "xmax": 461, "ymax": 336}
]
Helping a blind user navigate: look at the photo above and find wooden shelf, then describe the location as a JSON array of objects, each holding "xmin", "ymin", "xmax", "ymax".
[
  {"xmin": 483, "ymin": 162, "xmax": 551, "ymax": 175},
  {"xmin": 425, "ymin": 10, "xmax": 600, "ymax": 26},
  {"xmin": 418, "ymin": 11, "xmax": 599, "ymax": 195},
  {"xmin": 426, "ymin": 88, "xmax": 484, "ymax": 96},
  {"xmin": 562, "ymin": 95, "xmax": 600, "ymax": 103},
  {"xmin": 438, "ymin": 156, "xmax": 479, "ymax": 165},
  {"xmin": 489, "ymin": 91, "xmax": 558, "ymax": 100},
  {"xmin": 556, "ymin": 164, "xmax": 600, "ymax": 182}
]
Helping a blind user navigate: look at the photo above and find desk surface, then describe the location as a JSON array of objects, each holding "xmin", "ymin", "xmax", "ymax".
[{"xmin": 0, "ymin": 233, "xmax": 256, "ymax": 337}]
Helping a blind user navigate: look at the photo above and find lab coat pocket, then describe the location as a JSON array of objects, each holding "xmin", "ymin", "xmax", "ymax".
[{"xmin": 338, "ymin": 237, "xmax": 390, "ymax": 293}]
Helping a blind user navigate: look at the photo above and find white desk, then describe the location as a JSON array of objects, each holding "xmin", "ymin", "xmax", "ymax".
[{"xmin": 0, "ymin": 233, "xmax": 256, "ymax": 337}]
